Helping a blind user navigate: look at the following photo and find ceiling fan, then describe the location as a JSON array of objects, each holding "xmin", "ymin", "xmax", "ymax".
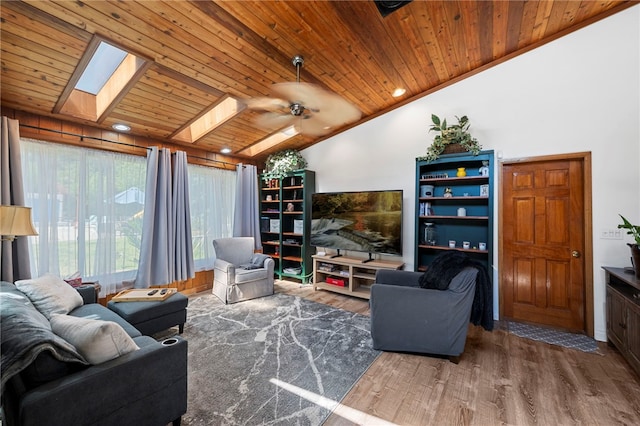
[{"xmin": 247, "ymin": 55, "xmax": 362, "ymax": 136}]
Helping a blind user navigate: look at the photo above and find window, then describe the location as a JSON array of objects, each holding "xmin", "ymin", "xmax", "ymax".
[
  {"xmin": 21, "ymin": 139, "xmax": 146, "ymax": 295},
  {"xmin": 187, "ymin": 163, "xmax": 236, "ymax": 270},
  {"xmin": 21, "ymin": 138, "xmax": 237, "ymax": 293}
]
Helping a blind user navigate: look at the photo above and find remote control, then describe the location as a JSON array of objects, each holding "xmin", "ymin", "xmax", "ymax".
[{"xmin": 147, "ymin": 289, "xmax": 158, "ymax": 296}]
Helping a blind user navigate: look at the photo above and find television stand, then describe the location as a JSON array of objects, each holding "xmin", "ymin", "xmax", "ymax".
[
  {"xmin": 362, "ymin": 253, "xmax": 375, "ymax": 263},
  {"xmin": 330, "ymin": 249, "xmax": 343, "ymax": 259},
  {"xmin": 313, "ymin": 255, "xmax": 404, "ymax": 299}
]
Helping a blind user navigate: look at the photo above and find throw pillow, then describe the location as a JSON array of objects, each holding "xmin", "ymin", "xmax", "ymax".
[
  {"xmin": 50, "ymin": 314, "xmax": 140, "ymax": 365},
  {"xmin": 15, "ymin": 274, "xmax": 84, "ymax": 319}
]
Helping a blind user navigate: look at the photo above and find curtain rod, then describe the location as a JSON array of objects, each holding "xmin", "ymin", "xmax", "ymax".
[{"xmin": 18, "ymin": 123, "xmax": 241, "ymax": 169}]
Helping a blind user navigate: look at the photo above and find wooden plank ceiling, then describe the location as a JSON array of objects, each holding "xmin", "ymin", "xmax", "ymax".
[{"xmin": 0, "ymin": 0, "xmax": 632, "ymax": 165}]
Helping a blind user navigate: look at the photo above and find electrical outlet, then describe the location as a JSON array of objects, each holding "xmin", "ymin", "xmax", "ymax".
[{"xmin": 601, "ymin": 229, "xmax": 623, "ymax": 239}]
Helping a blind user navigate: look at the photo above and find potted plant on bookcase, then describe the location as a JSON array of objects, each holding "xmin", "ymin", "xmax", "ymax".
[
  {"xmin": 418, "ymin": 114, "xmax": 482, "ymax": 162},
  {"xmin": 262, "ymin": 149, "xmax": 308, "ymax": 182},
  {"xmin": 618, "ymin": 214, "xmax": 640, "ymax": 278}
]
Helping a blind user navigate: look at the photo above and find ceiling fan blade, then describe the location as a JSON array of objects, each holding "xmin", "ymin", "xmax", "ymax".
[
  {"xmin": 271, "ymin": 82, "xmax": 327, "ymax": 112},
  {"xmin": 271, "ymin": 81, "xmax": 362, "ymax": 131},
  {"xmin": 310, "ymin": 90, "xmax": 362, "ymax": 127},
  {"xmin": 250, "ymin": 78, "xmax": 362, "ymax": 136},
  {"xmin": 294, "ymin": 117, "xmax": 334, "ymax": 136},
  {"xmin": 246, "ymin": 96, "xmax": 290, "ymax": 111},
  {"xmin": 255, "ymin": 112, "xmax": 297, "ymax": 130}
]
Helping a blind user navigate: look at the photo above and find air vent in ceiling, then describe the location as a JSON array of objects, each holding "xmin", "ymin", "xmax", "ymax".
[{"xmin": 374, "ymin": 0, "xmax": 412, "ymax": 17}]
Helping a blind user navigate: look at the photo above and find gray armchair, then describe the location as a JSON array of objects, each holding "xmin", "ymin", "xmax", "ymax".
[
  {"xmin": 370, "ymin": 268, "xmax": 478, "ymax": 359},
  {"xmin": 212, "ymin": 237, "xmax": 275, "ymax": 304}
]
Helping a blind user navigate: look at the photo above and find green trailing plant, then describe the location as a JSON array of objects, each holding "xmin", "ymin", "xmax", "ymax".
[
  {"xmin": 262, "ymin": 149, "xmax": 307, "ymax": 181},
  {"xmin": 418, "ymin": 114, "xmax": 482, "ymax": 162},
  {"xmin": 618, "ymin": 214, "xmax": 640, "ymax": 245}
]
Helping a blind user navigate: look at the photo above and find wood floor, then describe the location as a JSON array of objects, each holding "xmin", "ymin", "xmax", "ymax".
[{"xmin": 274, "ymin": 280, "xmax": 640, "ymax": 426}]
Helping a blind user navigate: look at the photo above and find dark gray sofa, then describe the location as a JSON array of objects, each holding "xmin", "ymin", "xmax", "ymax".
[{"xmin": 0, "ymin": 281, "xmax": 187, "ymax": 426}]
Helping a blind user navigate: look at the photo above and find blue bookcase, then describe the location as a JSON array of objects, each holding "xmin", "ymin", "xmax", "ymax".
[{"xmin": 414, "ymin": 150, "xmax": 494, "ymax": 275}]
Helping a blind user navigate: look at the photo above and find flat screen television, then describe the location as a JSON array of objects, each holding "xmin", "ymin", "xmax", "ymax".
[{"xmin": 311, "ymin": 190, "xmax": 402, "ymax": 257}]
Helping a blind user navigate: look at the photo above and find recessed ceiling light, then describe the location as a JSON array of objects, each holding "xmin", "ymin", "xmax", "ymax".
[
  {"xmin": 221, "ymin": 147, "xmax": 232, "ymax": 154},
  {"xmin": 392, "ymin": 88, "xmax": 406, "ymax": 97},
  {"xmin": 112, "ymin": 123, "xmax": 131, "ymax": 132}
]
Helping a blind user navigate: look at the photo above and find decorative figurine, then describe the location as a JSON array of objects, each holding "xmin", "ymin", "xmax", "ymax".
[
  {"xmin": 479, "ymin": 160, "xmax": 490, "ymax": 177},
  {"xmin": 286, "ymin": 202, "xmax": 295, "ymax": 212},
  {"xmin": 444, "ymin": 187, "xmax": 453, "ymax": 198}
]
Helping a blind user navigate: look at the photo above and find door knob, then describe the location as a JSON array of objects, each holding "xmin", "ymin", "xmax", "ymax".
[{"xmin": 572, "ymin": 250, "xmax": 581, "ymax": 258}]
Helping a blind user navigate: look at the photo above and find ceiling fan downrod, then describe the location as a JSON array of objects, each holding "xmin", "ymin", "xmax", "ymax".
[
  {"xmin": 290, "ymin": 55, "xmax": 305, "ymax": 117},
  {"xmin": 292, "ymin": 55, "xmax": 304, "ymax": 83}
]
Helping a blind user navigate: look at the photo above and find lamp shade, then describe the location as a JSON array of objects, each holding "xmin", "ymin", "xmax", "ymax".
[{"xmin": 0, "ymin": 205, "xmax": 38, "ymax": 239}]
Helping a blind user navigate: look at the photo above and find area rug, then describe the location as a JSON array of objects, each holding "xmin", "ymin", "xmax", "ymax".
[
  {"xmin": 505, "ymin": 321, "xmax": 599, "ymax": 353},
  {"xmin": 177, "ymin": 292, "xmax": 380, "ymax": 425}
]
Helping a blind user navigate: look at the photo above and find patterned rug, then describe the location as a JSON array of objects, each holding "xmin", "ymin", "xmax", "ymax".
[
  {"xmin": 170, "ymin": 292, "xmax": 380, "ymax": 425},
  {"xmin": 506, "ymin": 321, "xmax": 599, "ymax": 353}
]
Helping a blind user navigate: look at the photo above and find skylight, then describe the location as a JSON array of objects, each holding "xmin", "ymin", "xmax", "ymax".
[
  {"xmin": 172, "ymin": 96, "xmax": 245, "ymax": 144},
  {"xmin": 238, "ymin": 126, "xmax": 299, "ymax": 157},
  {"xmin": 54, "ymin": 36, "xmax": 149, "ymax": 124},
  {"xmin": 75, "ymin": 42, "xmax": 128, "ymax": 95}
]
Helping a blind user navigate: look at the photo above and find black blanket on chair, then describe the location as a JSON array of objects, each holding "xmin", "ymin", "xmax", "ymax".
[{"xmin": 419, "ymin": 251, "xmax": 494, "ymax": 331}]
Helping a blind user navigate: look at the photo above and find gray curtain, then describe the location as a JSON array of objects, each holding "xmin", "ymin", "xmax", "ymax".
[
  {"xmin": 232, "ymin": 164, "xmax": 261, "ymax": 250},
  {"xmin": 135, "ymin": 148, "xmax": 194, "ymax": 288},
  {"xmin": 172, "ymin": 151, "xmax": 194, "ymax": 281},
  {"xmin": 0, "ymin": 117, "xmax": 31, "ymax": 282}
]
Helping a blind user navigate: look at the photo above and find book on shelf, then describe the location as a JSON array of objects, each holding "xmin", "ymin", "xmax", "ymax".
[
  {"xmin": 318, "ymin": 262, "xmax": 337, "ymax": 272},
  {"xmin": 260, "ymin": 217, "xmax": 270, "ymax": 232}
]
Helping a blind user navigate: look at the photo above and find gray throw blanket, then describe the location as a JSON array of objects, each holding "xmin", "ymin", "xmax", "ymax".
[
  {"xmin": 0, "ymin": 281, "xmax": 87, "ymax": 393},
  {"xmin": 419, "ymin": 251, "xmax": 494, "ymax": 331}
]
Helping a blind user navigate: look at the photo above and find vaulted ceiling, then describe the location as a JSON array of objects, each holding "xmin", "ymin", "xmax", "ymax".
[{"xmin": 0, "ymin": 1, "xmax": 633, "ymax": 165}]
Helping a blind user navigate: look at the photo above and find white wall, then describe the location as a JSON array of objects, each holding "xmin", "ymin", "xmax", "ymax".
[{"xmin": 303, "ymin": 5, "xmax": 640, "ymax": 341}]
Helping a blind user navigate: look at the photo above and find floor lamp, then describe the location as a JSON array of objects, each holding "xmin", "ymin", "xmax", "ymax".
[{"xmin": 0, "ymin": 205, "xmax": 38, "ymax": 241}]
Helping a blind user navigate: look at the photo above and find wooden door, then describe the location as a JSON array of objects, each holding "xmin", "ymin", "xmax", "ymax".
[{"xmin": 501, "ymin": 155, "xmax": 591, "ymax": 333}]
